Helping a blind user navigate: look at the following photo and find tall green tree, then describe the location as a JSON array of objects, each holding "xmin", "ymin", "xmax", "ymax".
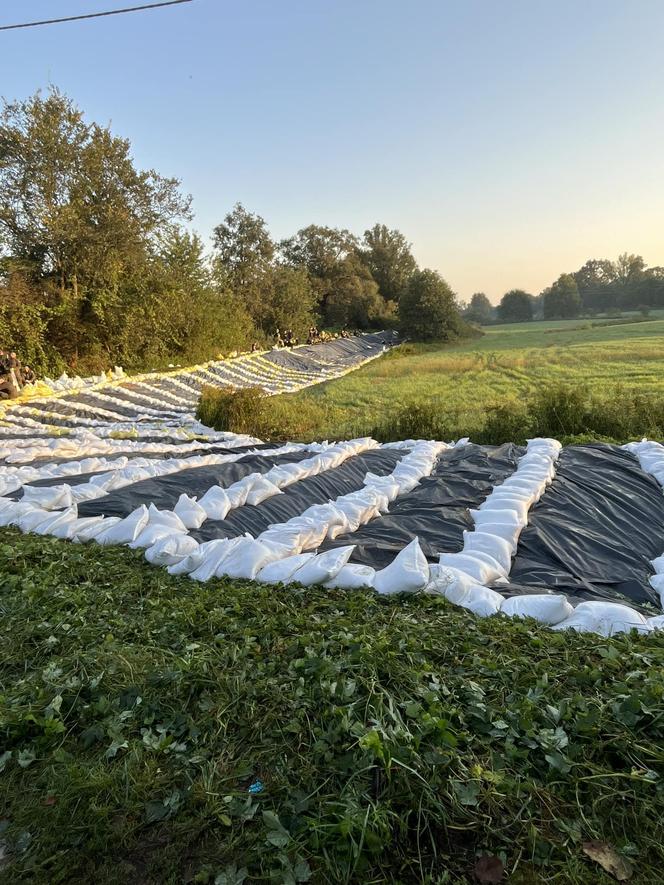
[
  {"xmin": 543, "ymin": 273, "xmax": 582, "ymax": 319},
  {"xmin": 211, "ymin": 203, "xmax": 274, "ymax": 323},
  {"xmin": 573, "ymin": 258, "xmax": 616, "ymax": 313},
  {"xmin": 399, "ymin": 269, "xmax": 462, "ymax": 341},
  {"xmin": 359, "ymin": 223, "xmax": 416, "ymax": 302},
  {"xmin": 497, "ymin": 289, "xmax": 533, "ymax": 322},
  {"xmin": 0, "ymin": 88, "xmax": 192, "ymax": 365},
  {"xmin": 465, "ymin": 292, "xmax": 493, "ymax": 324},
  {"xmin": 280, "ymin": 225, "xmax": 382, "ymax": 326}
]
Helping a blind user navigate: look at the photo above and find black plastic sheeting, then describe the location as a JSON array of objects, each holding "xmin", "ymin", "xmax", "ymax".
[
  {"xmin": 264, "ymin": 331, "xmax": 398, "ymax": 373},
  {"xmin": 191, "ymin": 448, "xmax": 404, "ymax": 543},
  {"xmin": 503, "ymin": 444, "xmax": 663, "ymax": 607},
  {"xmin": 76, "ymin": 450, "xmax": 315, "ymax": 519},
  {"xmin": 321, "ymin": 443, "xmax": 524, "ymax": 568}
]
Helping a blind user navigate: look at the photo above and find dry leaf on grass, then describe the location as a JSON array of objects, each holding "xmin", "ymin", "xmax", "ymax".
[{"xmin": 582, "ymin": 841, "xmax": 633, "ymax": 881}]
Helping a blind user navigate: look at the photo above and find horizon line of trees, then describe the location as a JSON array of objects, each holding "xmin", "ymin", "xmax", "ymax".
[
  {"xmin": 0, "ymin": 88, "xmax": 469, "ymax": 376},
  {"xmin": 462, "ymin": 254, "xmax": 664, "ymax": 325}
]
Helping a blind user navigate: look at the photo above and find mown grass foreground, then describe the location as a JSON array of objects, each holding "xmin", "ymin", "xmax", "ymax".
[{"xmin": 1, "ymin": 532, "xmax": 663, "ymax": 884}]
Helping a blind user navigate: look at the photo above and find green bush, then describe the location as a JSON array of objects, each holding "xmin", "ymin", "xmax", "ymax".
[
  {"xmin": 364, "ymin": 385, "xmax": 664, "ymax": 446},
  {"xmin": 196, "ymin": 385, "xmax": 343, "ymax": 442}
]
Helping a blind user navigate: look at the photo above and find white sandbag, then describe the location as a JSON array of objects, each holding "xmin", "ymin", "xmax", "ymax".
[
  {"xmin": 364, "ymin": 473, "xmax": 400, "ymax": 502},
  {"xmin": 146, "ymin": 504, "xmax": 187, "ymax": 531},
  {"xmin": 197, "ymin": 485, "xmax": 231, "ymax": 521},
  {"xmin": 470, "ymin": 508, "xmax": 522, "ymax": 528},
  {"xmin": 188, "ymin": 537, "xmax": 244, "ymax": 582},
  {"xmin": 256, "ymin": 552, "xmax": 316, "ymax": 584},
  {"xmin": 458, "ymin": 585, "xmax": 504, "ymax": 617},
  {"xmin": 426, "ymin": 566, "xmax": 476, "ymax": 602},
  {"xmin": 479, "ymin": 494, "xmax": 529, "ymax": 522},
  {"xmin": 468, "ymin": 520, "xmax": 521, "ymax": 551},
  {"xmin": 275, "ymin": 516, "xmax": 330, "ymax": 550},
  {"xmin": 32, "ymin": 506, "xmax": 79, "ymax": 537},
  {"xmin": 438, "ymin": 551, "xmax": 505, "ymax": 584},
  {"xmin": 245, "ymin": 477, "xmax": 282, "ymax": 507},
  {"xmin": 129, "ymin": 522, "xmax": 182, "ymax": 549},
  {"xmin": 72, "ymin": 515, "xmax": 113, "ymax": 543},
  {"xmin": 173, "ymin": 494, "xmax": 208, "ymax": 529},
  {"xmin": 96, "ymin": 505, "xmax": 149, "ymax": 546},
  {"xmin": 21, "ymin": 483, "xmax": 74, "ymax": 511},
  {"xmin": 501, "ymin": 594, "xmax": 574, "ymax": 625},
  {"xmin": 335, "ymin": 498, "xmax": 379, "ymax": 533},
  {"xmin": 649, "ymin": 573, "xmax": 664, "ymax": 604},
  {"xmin": 145, "ymin": 533, "xmax": 199, "ymax": 566},
  {"xmin": 218, "ymin": 538, "xmax": 289, "ymax": 580},
  {"xmin": 300, "ymin": 502, "xmax": 348, "ymax": 537},
  {"xmin": 648, "ymin": 614, "xmax": 664, "ymax": 631},
  {"xmin": 462, "ymin": 531, "xmax": 513, "ymax": 573},
  {"xmin": 225, "ymin": 481, "xmax": 250, "ymax": 509},
  {"xmin": 374, "ymin": 539, "xmax": 429, "ymax": 596},
  {"xmin": 324, "ymin": 563, "xmax": 376, "ymax": 589},
  {"xmin": 0, "ymin": 501, "xmax": 33, "ymax": 526},
  {"xmin": 18, "ymin": 507, "xmax": 55, "ymax": 533},
  {"xmin": 265, "ymin": 463, "xmax": 307, "ymax": 486},
  {"xmin": 167, "ymin": 543, "xmax": 207, "ymax": 576},
  {"xmin": 651, "ymin": 555, "xmax": 664, "ymax": 573},
  {"xmin": 553, "ymin": 601, "xmax": 650, "ymax": 636},
  {"xmin": 290, "ymin": 545, "xmax": 355, "ymax": 587},
  {"xmin": 259, "ymin": 525, "xmax": 308, "ymax": 555},
  {"xmin": 359, "ymin": 487, "xmax": 390, "ymax": 513},
  {"xmin": 391, "ymin": 468, "xmax": 424, "ymax": 494}
]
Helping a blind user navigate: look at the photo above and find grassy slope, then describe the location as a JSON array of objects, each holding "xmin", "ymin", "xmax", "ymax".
[
  {"xmin": 289, "ymin": 317, "xmax": 664, "ymax": 439},
  {"xmin": 1, "ymin": 535, "xmax": 663, "ymax": 884}
]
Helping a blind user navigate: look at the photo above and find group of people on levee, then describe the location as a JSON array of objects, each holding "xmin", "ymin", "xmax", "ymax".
[
  {"xmin": 272, "ymin": 326, "xmax": 354, "ymax": 348},
  {"xmin": 0, "ymin": 349, "xmax": 36, "ymax": 399}
]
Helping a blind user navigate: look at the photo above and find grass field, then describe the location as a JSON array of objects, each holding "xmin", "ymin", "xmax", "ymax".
[
  {"xmin": 2, "ymin": 317, "xmax": 664, "ymax": 884},
  {"xmin": 1, "ymin": 535, "xmax": 663, "ymax": 884},
  {"xmin": 287, "ymin": 316, "xmax": 664, "ymax": 440}
]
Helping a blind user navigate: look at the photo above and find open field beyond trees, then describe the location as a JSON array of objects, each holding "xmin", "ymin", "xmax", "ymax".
[{"xmin": 279, "ymin": 315, "xmax": 664, "ymax": 442}]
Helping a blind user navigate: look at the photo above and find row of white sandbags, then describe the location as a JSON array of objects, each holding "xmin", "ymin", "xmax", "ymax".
[
  {"xmin": 0, "ymin": 430, "xmax": 263, "ymax": 496},
  {"xmin": 102, "ymin": 437, "xmax": 381, "ymax": 532},
  {"xmin": 15, "ymin": 441, "xmax": 312, "ymax": 510},
  {"xmin": 424, "ymin": 438, "xmax": 562, "ymax": 618},
  {"xmin": 80, "ymin": 387, "xmax": 188, "ymax": 417},
  {"xmin": 423, "ymin": 437, "xmax": 657, "ymax": 636},
  {"xmin": 161, "ymin": 440, "xmax": 448, "ymax": 583},
  {"xmin": 40, "ymin": 367, "xmax": 125, "ymax": 393},
  {"xmin": 0, "ymin": 438, "xmax": 378, "ymax": 539},
  {"xmin": 623, "ymin": 439, "xmax": 664, "ymax": 622},
  {"xmin": 0, "ymin": 427, "xmax": 261, "ymax": 469}
]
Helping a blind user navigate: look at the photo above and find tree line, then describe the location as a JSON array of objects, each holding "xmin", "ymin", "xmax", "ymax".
[
  {"xmin": 463, "ymin": 254, "xmax": 664, "ymax": 325},
  {"xmin": 0, "ymin": 89, "xmax": 469, "ymax": 376}
]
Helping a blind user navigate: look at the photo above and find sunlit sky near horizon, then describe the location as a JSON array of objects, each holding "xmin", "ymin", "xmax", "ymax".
[{"xmin": 1, "ymin": 0, "xmax": 663, "ymax": 303}]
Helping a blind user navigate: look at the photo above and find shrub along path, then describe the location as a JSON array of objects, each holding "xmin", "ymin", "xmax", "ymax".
[{"xmin": 1, "ymin": 533, "xmax": 662, "ymax": 883}]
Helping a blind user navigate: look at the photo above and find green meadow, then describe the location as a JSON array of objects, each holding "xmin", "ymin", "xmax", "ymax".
[{"xmin": 289, "ymin": 316, "xmax": 664, "ymax": 440}]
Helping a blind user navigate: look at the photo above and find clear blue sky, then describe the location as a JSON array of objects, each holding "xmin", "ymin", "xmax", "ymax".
[{"xmin": 2, "ymin": 0, "xmax": 664, "ymax": 302}]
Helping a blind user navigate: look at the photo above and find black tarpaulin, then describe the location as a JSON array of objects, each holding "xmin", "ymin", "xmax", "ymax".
[
  {"xmin": 321, "ymin": 443, "xmax": 524, "ymax": 568},
  {"xmin": 504, "ymin": 444, "xmax": 663, "ymax": 606},
  {"xmin": 191, "ymin": 448, "xmax": 404, "ymax": 543}
]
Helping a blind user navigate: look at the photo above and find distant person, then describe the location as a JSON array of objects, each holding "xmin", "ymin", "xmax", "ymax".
[
  {"xmin": 251, "ymin": 341, "xmax": 260, "ymax": 352},
  {"xmin": 21, "ymin": 365, "xmax": 36, "ymax": 384}
]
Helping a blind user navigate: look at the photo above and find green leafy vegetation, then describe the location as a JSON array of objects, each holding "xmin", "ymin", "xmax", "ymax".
[
  {"xmin": 196, "ymin": 386, "xmax": 344, "ymax": 442},
  {"xmin": 1, "ymin": 532, "xmax": 662, "ymax": 884}
]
